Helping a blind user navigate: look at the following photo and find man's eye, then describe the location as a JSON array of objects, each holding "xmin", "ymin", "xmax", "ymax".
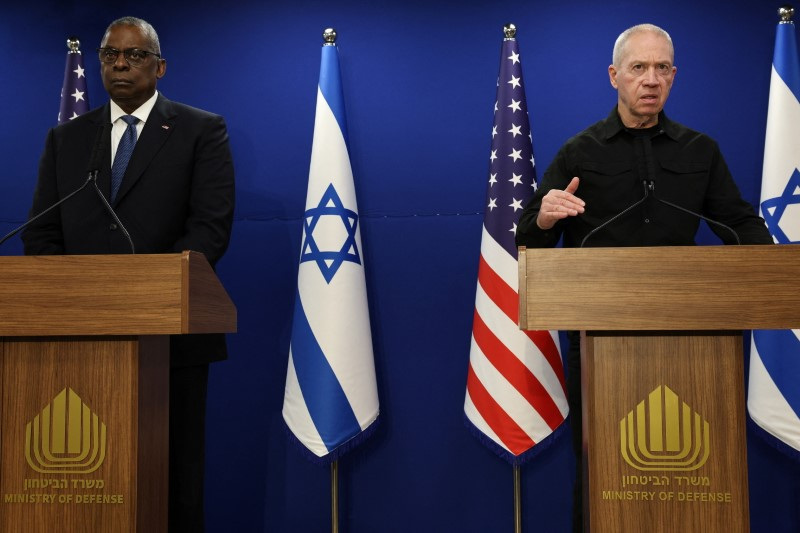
[{"xmin": 128, "ymin": 50, "xmax": 146, "ymax": 60}]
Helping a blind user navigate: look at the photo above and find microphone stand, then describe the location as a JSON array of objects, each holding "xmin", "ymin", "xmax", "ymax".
[
  {"xmin": 0, "ymin": 172, "xmax": 96, "ymax": 247},
  {"xmin": 649, "ymin": 183, "xmax": 741, "ymax": 245},
  {"xmin": 580, "ymin": 180, "xmax": 650, "ymax": 248},
  {"xmin": 90, "ymin": 174, "xmax": 136, "ymax": 253},
  {"xmin": 0, "ymin": 170, "xmax": 137, "ymax": 254}
]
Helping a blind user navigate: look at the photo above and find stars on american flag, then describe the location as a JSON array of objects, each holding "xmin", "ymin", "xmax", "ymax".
[
  {"xmin": 482, "ymin": 37, "xmax": 538, "ymax": 255},
  {"xmin": 466, "ymin": 29, "xmax": 567, "ymax": 468},
  {"xmin": 58, "ymin": 48, "xmax": 89, "ymax": 124}
]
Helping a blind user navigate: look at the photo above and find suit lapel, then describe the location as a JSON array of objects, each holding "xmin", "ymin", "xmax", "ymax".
[{"xmin": 114, "ymin": 94, "xmax": 177, "ymax": 204}]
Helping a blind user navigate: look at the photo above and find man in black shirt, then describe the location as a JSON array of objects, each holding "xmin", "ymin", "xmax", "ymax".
[{"xmin": 514, "ymin": 23, "xmax": 772, "ymax": 532}]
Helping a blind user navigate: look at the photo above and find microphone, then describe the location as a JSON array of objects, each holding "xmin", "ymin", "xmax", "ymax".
[
  {"xmin": 647, "ymin": 181, "xmax": 741, "ymax": 245},
  {"xmin": 640, "ymin": 136, "xmax": 741, "ymax": 245},
  {"xmin": 1, "ymin": 122, "xmax": 135, "ymax": 253},
  {"xmin": 580, "ymin": 180, "xmax": 650, "ymax": 248},
  {"xmin": 90, "ymin": 179, "xmax": 135, "ymax": 254},
  {"xmin": 0, "ymin": 135, "xmax": 103, "ymax": 247},
  {"xmin": 87, "ymin": 121, "xmax": 109, "ymax": 176},
  {"xmin": 85, "ymin": 122, "xmax": 135, "ymax": 253}
]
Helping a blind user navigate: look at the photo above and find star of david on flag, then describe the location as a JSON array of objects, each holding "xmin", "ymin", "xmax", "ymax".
[
  {"xmin": 748, "ymin": 15, "xmax": 800, "ymax": 459},
  {"xmin": 464, "ymin": 29, "xmax": 568, "ymax": 464},
  {"xmin": 761, "ymin": 169, "xmax": 800, "ymax": 244},
  {"xmin": 283, "ymin": 37, "xmax": 379, "ymax": 462},
  {"xmin": 300, "ymin": 183, "xmax": 362, "ymax": 284},
  {"xmin": 58, "ymin": 40, "xmax": 89, "ymax": 124}
]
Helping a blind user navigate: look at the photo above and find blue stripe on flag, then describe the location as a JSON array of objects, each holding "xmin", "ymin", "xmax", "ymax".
[
  {"xmin": 774, "ymin": 23, "xmax": 800, "ymax": 102},
  {"xmin": 753, "ymin": 329, "xmax": 800, "ymax": 418},
  {"xmin": 290, "ymin": 293, "xmax": 362, "ymax": 451},
  {"xmin": 319, "ymin": 45, "xmax": 349, "ymax": 144}
]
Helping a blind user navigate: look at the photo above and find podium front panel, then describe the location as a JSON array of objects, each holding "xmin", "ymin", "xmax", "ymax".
[
  {"xmin": 0, "ymin": 336, "xmax": 168, "ymax": 533},
  {"xmin": 582, "ymin": 331, "xmax": 749, "ymax": 533}
]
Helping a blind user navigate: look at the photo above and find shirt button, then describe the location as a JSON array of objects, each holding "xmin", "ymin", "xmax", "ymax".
[
  {"xmin": 109, "ymin": 223, "xmax": 118, "ymax": 230},
  {"xmin": 644, "ymin": 218, "xmax": 650, "ymax": 224}
]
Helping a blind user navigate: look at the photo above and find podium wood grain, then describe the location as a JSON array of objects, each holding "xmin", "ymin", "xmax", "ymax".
[
  {"xmin": 0, "ymin": 252, "xmax": 235, "ymax": 532},
  {"xmin": 516, "ymin": 246, "xmax": 798, "ymax": 532},
  {"xmin": 519, "ymin": 245, "xmax": 800, "ymax": 331}
]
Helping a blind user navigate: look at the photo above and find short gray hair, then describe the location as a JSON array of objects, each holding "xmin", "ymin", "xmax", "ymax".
[
  {"xmin": 612, "ymin": 24, "xmax": 673, "ymax": 67},
  {"xmin": 101, "ymin": 16, "xmax": 161, "ymax": 55}
]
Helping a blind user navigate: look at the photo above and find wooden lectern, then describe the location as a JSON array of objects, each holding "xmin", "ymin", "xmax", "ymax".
[
  {"xmin": 0, "ymin": 252, "xmax": 236, "ymax": 532},
  {"xmin": 519, "ymin": 245, "xmax": 800, "ymax": 533}
]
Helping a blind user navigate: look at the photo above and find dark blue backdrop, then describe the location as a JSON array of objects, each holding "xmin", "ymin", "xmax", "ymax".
[{"xmin": 1, "ymin": 0, "xmax": 798, "ymax": 531}]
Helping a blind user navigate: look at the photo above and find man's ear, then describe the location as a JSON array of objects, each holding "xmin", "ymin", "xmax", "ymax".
[
  {"xmin": 157, "ymin": 59, "xmax": 167, "ymax": 79},
  {"xmin": 608, "ymin": 65, "xmax": 618, "ymax": 89}
]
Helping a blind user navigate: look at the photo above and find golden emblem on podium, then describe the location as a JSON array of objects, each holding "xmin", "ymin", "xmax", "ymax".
[
  {"xmin": 25, "ymin": 388, "xmax": 107, "ymax": 474},
  {"xmin": 620, "ymin": 385, "xmax": 709, "ymax": 472}
]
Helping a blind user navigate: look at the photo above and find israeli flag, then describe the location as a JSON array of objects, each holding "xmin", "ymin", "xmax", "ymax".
[
  {"xmin": 748, "ymin": 18, "xmax": 800, "ymax": 458},
  {"xmin": 283, "ymin": 39, "xmax": 379, "ymax": 461}
]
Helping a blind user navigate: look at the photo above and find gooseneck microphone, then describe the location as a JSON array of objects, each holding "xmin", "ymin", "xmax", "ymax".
[
  {"xmin": 579, "ymin": 135, "xmax": 741, "ymax": 248},
  {"xmin": 640, "ymin": 135, "xmax": 741, "ymax": 245},
  {"xmin": 579, "ymin": 180, "xmax": 650, "ymax": 248},
  {"xmin": 0, "ymin": 122, "xmax": 136, "ymax": 253},
  {"xmin": 87, "ymin": 123, "xmax": 135, "ymax": 253},
  {"xmin": 0, "ymin": 124, "xmax": 109, "ymax": 248},
  {"xmin": 90, "ymin": 177, "xmax": 136, "ymax": 253},
  {"xmin": 647, "ymin": 181, "xmax": 741, "ymax": 245}
]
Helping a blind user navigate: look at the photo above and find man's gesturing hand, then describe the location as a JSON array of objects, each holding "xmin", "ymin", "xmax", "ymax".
[{"xmin": 536, "ymin": 177, "xmax": 585, "ymax": 230}]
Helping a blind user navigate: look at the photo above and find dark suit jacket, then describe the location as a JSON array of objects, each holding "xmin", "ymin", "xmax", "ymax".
[{"xmin": 22, "ymin": 94, "xmax": 235, "ymax": 366}]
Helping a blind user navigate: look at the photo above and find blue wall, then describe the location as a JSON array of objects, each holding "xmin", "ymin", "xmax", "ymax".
[{"xmin": 2, "ymin": 0, "xmax": 799, "ymax": 531}]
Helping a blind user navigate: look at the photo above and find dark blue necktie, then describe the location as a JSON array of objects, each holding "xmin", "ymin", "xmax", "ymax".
[{"xmin": 110, "ymin": 115, "xmax": 139, "ymax": 202}]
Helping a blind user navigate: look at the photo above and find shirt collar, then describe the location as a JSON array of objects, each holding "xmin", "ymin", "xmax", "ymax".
[
  {"xmin": 601, "ymin": 106, "xmax": 680, "ymax": 141},
  {"xmin": 109, "ymin": 90, "xmax": 159, "ymax": 124}
]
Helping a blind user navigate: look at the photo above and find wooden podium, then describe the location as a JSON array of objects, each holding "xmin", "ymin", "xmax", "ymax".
[
  {"xmin": 0, "ymin": 252, "xmax": 236, "ymax": 532},
  {"xmin": 519, "ymin": 245, "xmax": 800, "ymax": 533}
]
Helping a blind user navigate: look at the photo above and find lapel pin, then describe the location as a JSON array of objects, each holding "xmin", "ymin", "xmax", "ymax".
[{"xmin": 161, "ymin": 124, "xmax": 170, "ymax": 130}]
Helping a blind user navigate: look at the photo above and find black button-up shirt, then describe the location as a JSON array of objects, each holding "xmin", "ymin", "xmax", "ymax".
[{"xmin": 516, "ymin": 108, "xmax": 773, "ymax": 248}]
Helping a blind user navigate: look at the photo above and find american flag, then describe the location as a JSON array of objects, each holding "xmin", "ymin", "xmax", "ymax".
[
  {"xmin": 58, "ymin": 38, "xmax": 89, "ymax": 124},
  {"xmin": 464, "ymin": 29, "xmax": 569, "ymax": 463}
]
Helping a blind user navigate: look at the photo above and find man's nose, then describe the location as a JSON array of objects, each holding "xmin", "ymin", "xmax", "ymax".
[
  {"xmin": 113, "ymin": 53, "xmax": 130, "ymax": 70},
  {"xmin": 642, "ymin": 67, "xmax": 659, "ymax": 85}
]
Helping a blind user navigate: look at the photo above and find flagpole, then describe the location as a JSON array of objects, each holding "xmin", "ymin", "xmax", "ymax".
[
  {"xmin": 331, "ymin": 459, "xmax": 339, "ymax": 533},
  {"xmin": 513, "ymin": 464, "xmax": 522, "ymax": 533}
]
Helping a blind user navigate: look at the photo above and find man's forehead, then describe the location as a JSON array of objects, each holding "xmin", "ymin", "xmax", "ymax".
[
  {"xmin": 102, "ymin": 25, "xmax": 147, "ymax": 46},
  {"xmin": 621, "ymin": 34, "xmax": 673, "ymax": 64}
]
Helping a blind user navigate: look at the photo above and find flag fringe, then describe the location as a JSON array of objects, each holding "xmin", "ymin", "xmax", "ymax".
[
  {"xmin": 284, "ymin": 416, "xmax": 380, "ymax": 466},
  {"xmin": 463, "ymin": 414, "xmax": 567, "ymax": 466},
  {"xmin": 747, "ymin": 416, "xmax": 800, "ymax": 462}
]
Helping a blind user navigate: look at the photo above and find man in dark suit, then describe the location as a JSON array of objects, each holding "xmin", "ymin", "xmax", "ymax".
[{"xmin": 22, "ymin": 16, "xmax": 234, "ymax": 532}]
